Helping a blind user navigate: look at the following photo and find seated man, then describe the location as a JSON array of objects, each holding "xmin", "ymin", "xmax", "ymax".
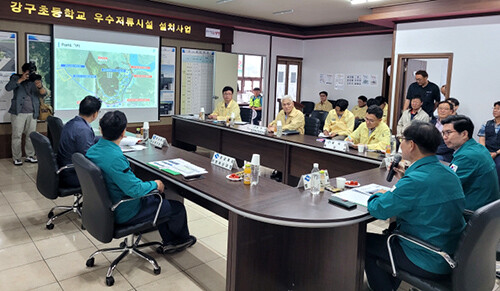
[
  {"xmin": 442, "ymin": 115, "xmax": 500, "ymax": 211},
  {"xmin": 345, "ymin": 105, "xmax": 390, "ymax": 151},
  {"xmin": 365, "ymin": 121, "xmax": 466, "ymax": 291},
  {"xmin": 351, "ymin": 95, "xmax": 368, "ymax": 121},
  {"xmin": 208, "ymin": 86, "xmax": 241, "ymax": 121},
  {"xmin": 57, "ymin": 95, "xmax": 101, "ymax": 187},
  {"xmin": 432, "ymin": 100, "xmax": 455, "ymax": 162},
  {"xmin": 249, "ymin": 87, "xmax": 263, "ymax": 125},
  {"xmin": 396, "ymin": 95, "xmax": 430, "ymax": 138},
  {"xmin": 323, "ymin": 99, "xmax": 354, "ymax": 140},
  {"xmin": 314, "ymin": 91, "xmax": 333, "ymax": 112},
  {"xmin": 268, "ymin": 95, "xmax": 305, "ymax": 134},
  {"xmin": 448, "ymin": 97, "xmax": 460, "ymax": 115},
  {"xmin": 86, "ymin": 111, "xmax": 196, "ymax": 253},
  {"xmin": 478, "ymin": 101, "xmax": 500, "ymax": 187},
  {"xmin": 375, "ymin": 96, "xmax": 388, "ymax": 123}
]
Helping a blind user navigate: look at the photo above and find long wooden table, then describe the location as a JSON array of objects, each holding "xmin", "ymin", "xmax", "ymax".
[
  {"xmin": 171, "ymin": 116, "xmax": 384, "ymax": 185},
  {"xmin": 126, "ymin": 145, "xmax": 394, "ymax": 291}
]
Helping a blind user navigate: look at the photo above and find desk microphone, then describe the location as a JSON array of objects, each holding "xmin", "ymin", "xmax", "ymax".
[{"xmin": 386, "ymin": 154, "xmax": 402, "ymax": 182}]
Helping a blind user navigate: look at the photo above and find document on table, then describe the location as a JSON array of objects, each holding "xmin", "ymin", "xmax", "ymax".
[
  {"xmin": 120, "ymin": 136, "xmax": 141, "ymax": 146},
  {"xmin": 334, "ymin": 184, "xmax": 391, "ymax": 207},
  {"xmin": 120, "ymin": 145, "xmax": 147, "ymax": 152},
  {"xmin": 148, "ymin": 158, "xmax": 208, "ymax": 178}
]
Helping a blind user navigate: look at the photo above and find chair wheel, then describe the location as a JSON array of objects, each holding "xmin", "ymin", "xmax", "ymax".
[
  {"xmin": 106, "ymin": 276, "xmax": 114, "ymax": 286},
  {"xmin": 46, "ymin": 223, "xmax": 54, "ymax": 230},
  {"xmin": 154, "ymin": 267, "xmax": 161, "ymax": 275},
  {"xmin": 48, "ymin": 211, "xmax": 54, "ymax": 219},
  {"xmin": 119, "ymin": 242, "xmax": 126, "ymax": 248},
  {"xmin": 156, "ymin": 246, "xmax": 164, "ymax": 254},
  {"xmin": 86, "ymin": 257, "xmax": 95, "ymax": 267},
  {"xmin": 81, "ymin": 224, "xmax": 85, "ymax": 230}
]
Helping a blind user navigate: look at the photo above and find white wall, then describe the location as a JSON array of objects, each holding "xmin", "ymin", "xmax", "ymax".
[
  {"xmin": 302, "ymin": 34, "xmax": 393, "ymax": 109},
  {"xmin": 392, "ymin": 15, "xmax": 500, "ymax": 136}
]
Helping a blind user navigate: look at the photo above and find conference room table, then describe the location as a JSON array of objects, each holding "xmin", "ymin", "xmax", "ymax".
[
  {"xmin": 171, "ymin": 115, "xmax": 385, "ymax": 185},
  {"xmin": 125, "ymin": 144, "xmax": 395, "ymax": 291}
]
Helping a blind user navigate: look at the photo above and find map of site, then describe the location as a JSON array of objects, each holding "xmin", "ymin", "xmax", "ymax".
[{"xmin": 54, "ymin": 39, "xmax": 158, "ymax": 110}]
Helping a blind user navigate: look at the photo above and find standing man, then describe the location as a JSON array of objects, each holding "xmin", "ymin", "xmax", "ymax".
[
  {"xmin": 432, "ymin": 101, "xmax": 455, "ymax": 162},
  {"xmin": 351, "ymin": 95, "xmax": 368, "ymax": 121},
  {"xmin": 478, "ymin": 101, "xmax": 500, "ymax": 186},
  {"xmin": 268, "ymin": 95, "xmax": 305, "ymax": 134},
  {"xmin": 345, "ymin": 105, "xmax": 391, "ymax": 151},
  {"xmin": 208, "ymin": 86, "xmax": 241, "ymax": 121},
  {"xmin": 442, "ymin": 115, "xmax": 500, "ymax": 211},
  {"xmin": 404, "ymin": 70, "xmax": 441, "ymax": 118},
  {"xmin": 365, "ymin": 121, "xmax": 465, "ymax": 291},
  {"xmin": 5, "ymin": 62, "xmax": 47, "ymax": 165},
  {"xmin": 314, "ymin": 91, "xmax": 333, "ymax": 112},
  {"xmin": 57, "ymin": 96, "xmax": 102, "ymax": 187},
  {"xmin": 323, "ymin": 99, "xmax": 354, "ymax": 140},
  {"xmin": 249, "ymin": 87, "xmax": 263, "ymax": 125}
]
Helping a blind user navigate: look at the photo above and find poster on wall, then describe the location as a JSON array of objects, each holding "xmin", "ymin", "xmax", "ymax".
[
  {"xmin": 180, "ymin": 48, "xmax": 214, "ymax": 114},
  {"xmin": 160, "ymin": 46, "xmax": 176, "ymax": 116},
  {"xmin": 27, "ymin": 34, "xmax": 52, "ymax": 106},
  {"xmin": 0, "ymin": 31, "xmax": 17, "ymax": 123},
  {"xmin": 334, "ymin": 73, "xmax": 345, "ymax": 90}
]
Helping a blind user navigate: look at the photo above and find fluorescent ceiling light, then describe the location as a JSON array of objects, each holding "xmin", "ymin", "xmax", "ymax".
[
  {"xmin": 349, "ymin": 0, "xmax": 382, "ymax": 4},
  {"xmin": 216, "ymin": 0, "xmax": 233, "ymax": 4},
  {"xmin": 273, "ymin": 9, "xmax": 294, "ymax": 15}
]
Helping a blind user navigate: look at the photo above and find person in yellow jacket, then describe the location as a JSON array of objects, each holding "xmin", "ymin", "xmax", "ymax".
[
  {"xmin": 268, "ymin": 95, "xmax": 305, "ymax": 134},
  {"xmin": 352, "ymin": 95, "xmax": 368, "ymax": 121},
  {"xmin": 208, "ymin": 86, "xmax": 241, "ymax": 121},
  {"xmin": 323, "ymin": 99, "xmax": 354, "ymax": 140},
  {"xmin": 314, "ymin": 91, "xmax": 333, "ymax": 112},
  {"xmin": 376, "ymin": 96, "xmax": 389, "ymax": 123},
  {"xmin": 346, "ymin": 105, "xmax": 391, "ymax": 151}
]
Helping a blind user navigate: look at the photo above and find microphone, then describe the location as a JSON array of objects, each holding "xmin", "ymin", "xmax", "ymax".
[{"xmin": 386, "ymin": 154, "xmax": 402, "ymax": 182}]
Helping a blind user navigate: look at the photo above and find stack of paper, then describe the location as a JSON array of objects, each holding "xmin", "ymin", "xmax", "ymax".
[
  {"xmin": 334, "ymin": 184, "xmax": 391, "ymax": 207},
  {"xmin": 148, "ymin": 158, "xmax": 207, "ymax": 178}
]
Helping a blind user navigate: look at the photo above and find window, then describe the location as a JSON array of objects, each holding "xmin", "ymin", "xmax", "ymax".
[{"xmin": 237, "ymin": 54, "xmax": 266, "ymax": 103}]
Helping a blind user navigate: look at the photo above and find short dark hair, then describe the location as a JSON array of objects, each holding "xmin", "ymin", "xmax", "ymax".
[
  {"xmin": 79, "ymin": 96, "xmax": 102, "ymax": 116},
  {"xmin": 495, "ymin": 101, "xmax": 500, "ymax": 107},
  {"xmin": 99, "ymin": 111, "xmax": 127, "ymax": 141},
  {"xmin": 411, "ymin": 95, "xmax": 422, "ymax": 101},
  {"xmin": 336, "ymin": 99, "xmax": 348, "ymax": 111},
  {"xmin": 319, "ymin": 91, "xmax": 328, "ymax": 96},
  {"xmin": 358, "ymin": 95, "xmax": 367, "ymax": 102},
  {"xmin": 437, "ymin": 100, "xmax": 454, "ymax": 111},
  {"xmin": 253, "ymin": 87, "xmax": 261, "ymax": 91},
  {"xmin": 448, "ymin": 98, "xmax": 460, "ymax": 107},
  {"xmin": 367, "ymin": 98, "xmax": 379, "ymax": 107},
  {"xmin": 403, "ymin": 121, "xmax": 441, "ymax": 154},
  {"xmin": 222, "ymin": 86, "xmax": 233, "ymax": 94},
  {"xmin": 441, "ymin": 115, "xmax": 474, "ymax": 139},
  {"xmin": 415, "ymin": 70, "xmax": 428, "ymax": 78},
  {"xmin": 366, "ymin": 105, "xmax": 383, "ymax": 119},
  {"xmin": 21, "ymin": 62, "xmax": 34, "ymax": 72},
  {"xmin": 375, "ymin": 96, "xmax": 387, "ymax": 105}
]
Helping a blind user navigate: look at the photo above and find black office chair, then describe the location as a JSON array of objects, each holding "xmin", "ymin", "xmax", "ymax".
[
  {"xmin": 376, "ymin": 199, "xmax": 500, "ymax": 291},
  {"xmin": 328, "ymin": 99, "xmax": 337, "ymax": 108},
  {"xmin": 300, "ymin": 101, "xmax": 315, "ymax": 116},
  {"xmin": 30, "ymin": 132, "xmax": 82, "ymax": 229},
  {"xmin": 46, "ymin": 116, "xmax": 64, "ymax": 154},
  {"xmin": 240, "ymin": 107, "xmax": 253, "ymax": 123},
  {"xmin": 305, "ymin": 117, "xmax": 321, "ymax": 136},
  {"xmin": 72, "ymin": 152, "xmax": 167, "ymax": 286},
  {"xmin": 311, "ymin": 110, "xmax": 329, "ymax": 131}
]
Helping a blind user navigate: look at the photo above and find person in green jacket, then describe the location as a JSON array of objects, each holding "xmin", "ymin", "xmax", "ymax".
[
  {"xmin": 442, "ymin": 115, "xmax": 500, "ymax": 210},
  {"xmin": 86, "ymin": 111, "xmax": 196, "ymax": 254},
  {"xmin": 365, "ymin": 121, "xmax": 466, "ymax": 291}
]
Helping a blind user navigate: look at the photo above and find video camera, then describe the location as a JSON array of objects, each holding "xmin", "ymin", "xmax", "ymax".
[{"xmin": 27, "ymin": 62, "xmax": 42, "ymax": 82}]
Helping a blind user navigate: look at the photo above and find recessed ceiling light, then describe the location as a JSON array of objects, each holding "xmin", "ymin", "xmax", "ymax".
[
  {"xmin": 216, "ymin": 0, "xmax": 233, "ymax": 4},
  {"xmin": 272, "ymin": 9, "xmax": 294, "ymax": 15}
]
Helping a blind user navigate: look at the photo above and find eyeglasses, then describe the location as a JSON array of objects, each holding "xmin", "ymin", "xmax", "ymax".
[
  {"xmin": 398, "ymin": 137, "xmax": 412, "ymax": 143},
  {"xmin": 442, "ymin": 130, "xmax": 457, "ymax": 137}
]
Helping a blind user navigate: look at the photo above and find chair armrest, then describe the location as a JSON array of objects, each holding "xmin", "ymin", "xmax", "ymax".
[
  {"xmin": 386, "ymin": 230, "xmax": 456, "ymax": 277},
  {"xmin": 56, "ymin": 164, "xmax": 74, "ymax": 174},
  {"xmin": 111, "ymin": 190, "xmax": 163, "ymax": 226}
]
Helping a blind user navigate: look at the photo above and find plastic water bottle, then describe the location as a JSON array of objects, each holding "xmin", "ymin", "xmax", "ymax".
[
  {"xmin": 230, "ymin": 112, "xmax": 235, "ymax": 127},
  {"xmin": 311, "ymin": 163, "xmax": 320, "ymax": 195},
  {"xmin": 142, "ymin": 122, "xmax": 149, "ymax": 141},
  {"xmin": 276, "ymin": 120, "xmax": 283, "ymax": 137},
  {"xmin": 199, "ymin": 107, "xmax": 205, "ymax": 121},
  {"xmin": 390, "ymin": 135, "xmax": 397, "ymax": 154},
  {"xmin": 251, "ymin": 154, "xmax": 260, "ymax": 186}
]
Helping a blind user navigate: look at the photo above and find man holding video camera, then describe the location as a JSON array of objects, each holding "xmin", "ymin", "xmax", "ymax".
[{"xmin": 5, "ymin": 62, "xmax": 47, "ymax": 165}]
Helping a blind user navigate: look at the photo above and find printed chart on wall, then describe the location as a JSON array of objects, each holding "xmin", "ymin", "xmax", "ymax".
[
  {"xmin": 180, "ymin": 48, "xmax": 214, "ymax": 114},
  {"xmin": 27, "ymin": 34, "xmax": 51, "ymax": 106},
  {"xmin": 160, "ymin": 47, "xmax": 175, "ymax": 116},
  {"xmin": 0, "ymin": 31, "xmax": 17, "ymax": 123}
]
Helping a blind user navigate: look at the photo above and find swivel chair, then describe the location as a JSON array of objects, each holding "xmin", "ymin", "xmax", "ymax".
[
  {"xmin": 29, "ymin": 132, "xmax": 82, "ymax": 229},
  {"xmin": 377, "ymin": 199, "xmax": 500, "ymax": 291},
  {"xmin": 300, "ymin": 101, "xmax": 315, "ymax": 116},
  {"xmin": 310, "ymin": 110, "xmax": 329, "ymax": 131},
  {"xmin": 46, "ymin": 116, "xmax": 64, "ymax": 154},
  {"xmin": 72, "ymin": 153, "xmax": 168, "ymax": 286},
  {"xmin": 240, "ymin": 107, "xmax": 253, "ymax": 123},
  {"xmin": 304, "ymin": 117, "xmax": 321, "ymax": 136}
]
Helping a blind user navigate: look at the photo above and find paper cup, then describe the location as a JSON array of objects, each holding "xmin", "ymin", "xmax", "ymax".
[
  {"xmin": 358, "ymin": 144, "xmax": 365, "ymax": 153},
  {"xmin": 336, "ymin": 177, "xmax": 346, "ymax": 189}
]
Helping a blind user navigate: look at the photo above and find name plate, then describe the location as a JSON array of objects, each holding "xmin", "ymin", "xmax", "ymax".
[
  {"xmin": 324, "ymin": 139, "xmax": 348, "ymax": 152},
  {"xmin": 150, "ymin": 134, "xmax": 169, "ymax": 148},
  {"xmin": 249, "ymin": 125, "xmax": 268, "ymax": 135},
  {"xmin": 211, "ymin": 152, "xmax": 238, "ymax": 170}
]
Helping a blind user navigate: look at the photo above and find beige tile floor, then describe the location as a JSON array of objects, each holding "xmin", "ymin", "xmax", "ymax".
[{"xmin": 0, "ymin": 157, "xmax": 498, "ymax": 291}]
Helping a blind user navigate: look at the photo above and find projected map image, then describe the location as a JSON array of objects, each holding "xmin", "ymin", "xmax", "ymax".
[{"xmin": 55, "ymin": 43, "xmax": 157, "ymax": 110}]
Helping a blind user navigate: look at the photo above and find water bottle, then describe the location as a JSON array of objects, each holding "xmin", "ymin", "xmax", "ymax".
[
  {"xmin": 311, "ymin": 163, "xmax": 320, "ymax": 195},
  {"xmin": 276, "ymin": 120, "xmax": 283, "ymax": 137},
  {"xmin": 199, "ymin": 107, "xmax": 205, "ymax": 121},
  {"xmin": 250, "ymin": 154, "xmax": 260, "ymax": 186},
  {"xmin": 390, "ymin": 135, "xmax": 397, "ymax": 154},
  {"xmin": 230, "ymin": 112, "xmax": 235, "ymax": 127},
  {"xmin": 142, "ymin": 122, "xmax": 149, "ymax": 141}
]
